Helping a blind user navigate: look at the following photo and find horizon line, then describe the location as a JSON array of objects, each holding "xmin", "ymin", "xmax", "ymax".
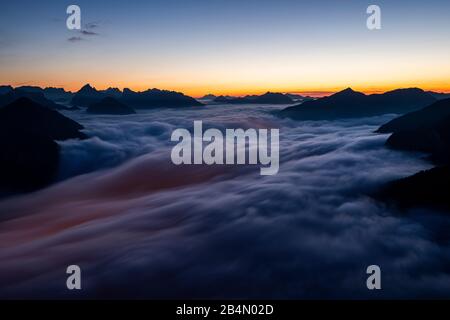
[{"xmin": 4, "ymin": 83, "xmax": 450, "ymax": 99}]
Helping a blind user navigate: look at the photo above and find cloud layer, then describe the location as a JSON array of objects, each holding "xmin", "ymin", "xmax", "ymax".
[{"xmin": 0, "ymin": 104, "xmax": 449, "ymax": 299}]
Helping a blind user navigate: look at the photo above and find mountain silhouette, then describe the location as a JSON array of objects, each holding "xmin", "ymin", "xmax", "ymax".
[
  {"xmin": 0, "ymin": 88, "xmax": 68, "ymax": 110},
  {"xmin": 199, "ymin": 94, "xmax": 217, "ymax": 100},
  {"xmin": 377, "ymin": 98, "xmax": 450, "ymax": 133},
  {"xmin": 0, "ymin": 98, "xmax": 86, "ymax": 193},
  {"xmin": 120, "ymin": 88, "xmax": 203, "ymax": 108},
  {"xmin": 70, "ymin": 85, "xmax": 203, "ymax": 108},
  {"xmin": 0, "ymin": 85, "xmax": 13, "ymax": 95},
  {"xmin": 281, "ymin": 88, "xmax": 437, "ymax": 120},
  {"xmin": 213, "ymin": 95, "xmax": 237, "ymax": 103},
  {"xmin": 213, "ymin": 92, "xmax": 294, "ymax": 104},
  {"xmin": 16, "ymin": 86, "xmax": 73, "ymax": 102},
  {"xmin": 428, "ymin": 91, "xmax": 450, "ymax": 100},
  {"xmin": 87, "ymin": 97, "xmax": 136, "ymax": 115},
  {"xmin": 376, "ymin": 165, "xmax": 450, "ymax": 210},
  {"xmin": 376, "ymin": 98, "xmax": 450, "ymax": 210},
  {"xmin": 0, "ymin": 97, "xmax": 86, "ymax": 140},
  {"xmin": 102, "ymin": 87, "xmax": 122, "ymax": 99},
  {"xmin": 382, "ymin": 100, "xmax": 450, "ymax": 164},
  {"xmin": 70, "ymin": 84, "xmax": 105, "ymax": 107}
]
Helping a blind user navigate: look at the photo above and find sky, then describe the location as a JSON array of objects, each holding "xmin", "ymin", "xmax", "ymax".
[{"xmin": 1, "ymin": 0, "xmax": 450, "ymax": 97}]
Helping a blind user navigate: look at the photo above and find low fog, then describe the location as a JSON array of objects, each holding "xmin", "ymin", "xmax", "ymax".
[{"xmin": 0, "ymin": 104, "xmax": 449, "ymax": 298}]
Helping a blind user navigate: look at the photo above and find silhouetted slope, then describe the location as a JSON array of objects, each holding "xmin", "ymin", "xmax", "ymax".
[
  {"xmin": 102, "ymin": 87, "xmax": 122, "ymax": 99},
  {"xmin": 428, "ymin": 91, "xmax": 450, "ymax": 100},
  {"xmin": 199, "ymin": 94, "xmax": 217, "ymax": 100},
  {"xmin": 0, "ymin": 88, "xmax": 67, "ymax": 110},
  {"xmin": 0, "ymin": 131, "xmax": 60, "ymax": 192},
  {"xmin": 377, "ymin": 165, "xmax": 450, "ymax": 210},
  {"xmin": 87, "ymin": 97, "xmax": 136, "ymax": 115},
  {"xmin": 0, "ymin": 98, "xmax": 86, "ymax": 140},
  {"xmin": 0, "ymin": 98, "xmax": 86, "ymax": 192},
  {"xmin": 213, "ymin": 92, "xmax": 294, "ymax": 104},
  {"xmin": 0, "ymin": 85, "xmax": 13, "ymax": 95},
  {"xmin": 120, "ymin": 88, "xmax": 202, "ymax": 108},
  {"xmin": 281, "ymin": 88, "xmax": 436, "ymax": 120},
  {"xmin": 377, "ymin": 98, "xmax": 450, "ymax": 133},
  {"xmin": 11, "ymin": 86, "xmax": 74, "ymax": 104},
  {"xmin": 379, "ymin": 99, "xmax": 450, "ymax": 163},
  {"xmin": 386, "ymin": 114, "xmax": 450, "ymax": 164},
  {"xmin": 376, "ymin": 98, "xmax": 450, "ymax": 210},
  {"xmin": 43, "ymin": 87, "xmax": 73, "ymax": 100}
]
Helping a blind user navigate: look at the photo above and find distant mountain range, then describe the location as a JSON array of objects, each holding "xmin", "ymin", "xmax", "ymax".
[
  {"xmin": 120, "ymin": 87, "xmax": 202, "ymax": 108},
  {"xmin": 198, "ymin": 94, "xmax": 218, "ymax": 101},
  {"xmin": 280, "ymin": 88, "xmax": 438, "ymax": 120},
  {"xmin": 213, "ymin": 92, "xmax": 296, "ymax": 105},
  {"xmin": 71, "ymin": 84, "xmax": 121, "ymax": 107},
  {"xmin": 87, "ymin": 97, "xmax": 136, "ymax": 115},
  {"xmin": 376, "ymin": 98, "xmax": 450, "ymax": 210},
  {"xmin": 71, "ymin": 84, "xmax": 203, "ymax": 108},
  {"xmin": 2, "ymin": 84, "xmax": 448, "ymax": 112},
  {"xmin": 1, "ymin": 84, "xmax": 204, "ymax": 109},
  {"xmin": 0, "ymin": 85, "xmax": 74, "ymax": 103},
  {"xmin": 0, "ymin": 88, "xmax": 73, "ymax": 110},
  {"xmin": 2, "ymin": 83, "xmax": 450, "ymax": 206},
  {"xmin": 198, "ymin": 92, "xmax": 306, "ymax": 104}
]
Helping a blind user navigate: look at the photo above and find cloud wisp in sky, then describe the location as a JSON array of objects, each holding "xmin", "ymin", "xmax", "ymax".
[{"xmin": 66, "ymin": 20, "xmax": 101, "ymax": 42}]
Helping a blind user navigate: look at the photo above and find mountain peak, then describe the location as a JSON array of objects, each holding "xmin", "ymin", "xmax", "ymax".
[
  {"xmin": 79, "ymin": 84, "xmax": 96, "ymax": 93},
  {"xmin": 341, "ymin": 87, "xmax": 356, "ymax": 94},
  {"xmin": 332, "ymin": 87, "xmax": 365, "ymax": 99},
  {"xmin": 123, "ymin": 88, "xmax": 135, "ymax": 94}
]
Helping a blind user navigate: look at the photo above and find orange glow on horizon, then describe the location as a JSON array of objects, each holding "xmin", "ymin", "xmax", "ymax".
[{"xmin": 7, "ymin": 80, "xmax": 450, "ymax": 98}]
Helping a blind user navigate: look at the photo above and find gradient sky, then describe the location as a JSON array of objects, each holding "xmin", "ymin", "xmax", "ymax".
[{"xmin": 1, "ymin": 0, "xmax": 450, "ymax": 96}]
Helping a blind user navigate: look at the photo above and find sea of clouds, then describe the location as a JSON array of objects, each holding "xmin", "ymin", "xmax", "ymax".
[{"xmin": 0, "ymin": 104, "xmax": 449, "ymax": 298}]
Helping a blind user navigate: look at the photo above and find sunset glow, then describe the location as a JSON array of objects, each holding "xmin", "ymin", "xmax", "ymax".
[{"xmin": 1, "ymin": 0, "xmax": 449, "ymax": 97}]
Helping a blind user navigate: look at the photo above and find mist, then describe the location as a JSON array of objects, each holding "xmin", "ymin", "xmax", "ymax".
[{"xmin": 1, "ymin": 104, "xmax": 449, "ymax": 299}]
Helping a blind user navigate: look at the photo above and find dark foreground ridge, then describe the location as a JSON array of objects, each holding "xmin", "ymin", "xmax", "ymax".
[
  {"xmin": 377, "ymin": 98, "xmax": 450, "ymax": 133},
  {"xmin": 0, "ymin": 97, "xmax": 86, "ymax": 193},
  {"xmin": 376, "ymin": 98, "xmax": 450, "ymax": 210},
  {"xmin": 377, "ymin": 165, "xmax": 450, "ymax": 210}
]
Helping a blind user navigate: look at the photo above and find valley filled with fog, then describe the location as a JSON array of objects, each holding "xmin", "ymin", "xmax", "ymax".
[{"xmin": 1, "ymin": 104, "xmax": 449, "ymax": 298}]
